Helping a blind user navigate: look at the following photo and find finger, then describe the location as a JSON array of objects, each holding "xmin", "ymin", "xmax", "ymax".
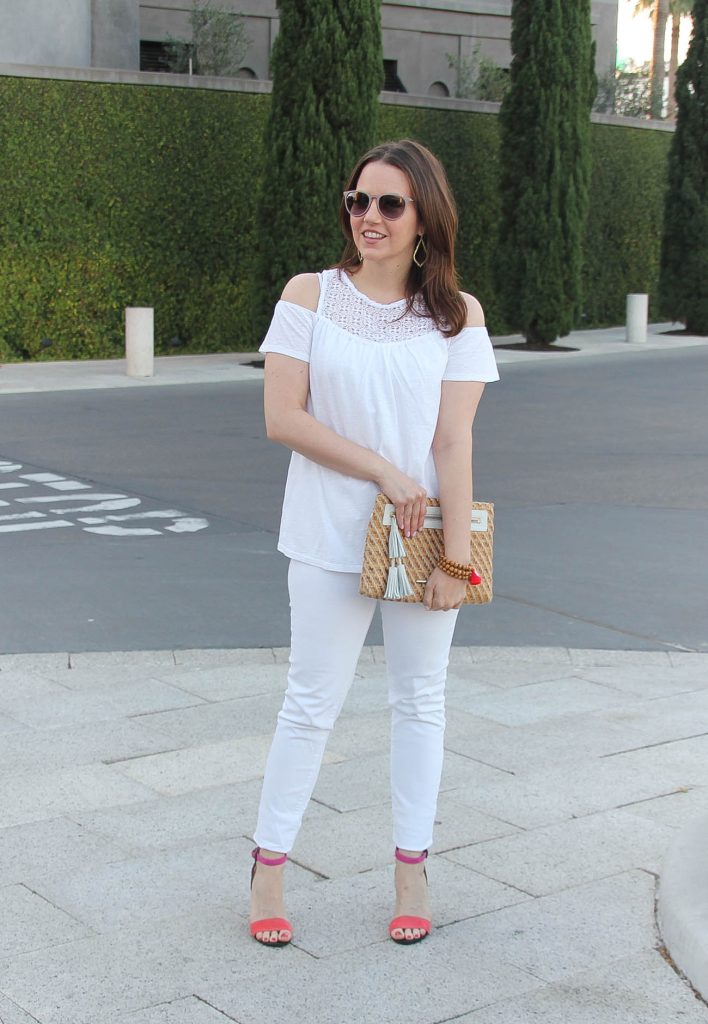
[
  {"xmin": 415, "ymin": 497, "xmax": 427, "ymax": 534},
  {"xmin": 403, "ymin": 502, "xmax": 415, "ymax": 538},
  {"xmin": 396, "ymin": 504, "xmax": 406, "ymax": 532},
  {"xmin": 410, "ymin": 494, "xmax": 422, "ymax": 533}
]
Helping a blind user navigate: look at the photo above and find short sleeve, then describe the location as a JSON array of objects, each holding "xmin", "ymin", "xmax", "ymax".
[
  {"xmin": 442, "ymin": 325, "xmax": 500, "ymax": 383},
  {"xmin": 259, "ymin": 300, "xmax": 316, "ymax": 363}
]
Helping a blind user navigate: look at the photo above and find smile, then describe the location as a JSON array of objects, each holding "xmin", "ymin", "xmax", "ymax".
[{"xmin": 363, "ymin": 231, "xmax": 385, "ymax": 239}]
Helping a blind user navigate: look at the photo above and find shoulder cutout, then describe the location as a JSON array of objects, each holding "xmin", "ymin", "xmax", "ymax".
[
  {"xmin": 281, "ymin": 273, "xmax": 320, "ymax": 312},
  {"xmin": 461, "ymin": 291, "xmax": 485, "ymax": 328}
]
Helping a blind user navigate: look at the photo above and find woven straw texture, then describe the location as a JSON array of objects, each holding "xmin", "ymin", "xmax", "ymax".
[{"xmin": 360, "ymin": 493, "xmax": 494, "ymax": 603}]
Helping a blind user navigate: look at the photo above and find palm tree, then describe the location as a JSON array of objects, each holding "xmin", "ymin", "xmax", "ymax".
[
  {"xmin": 634, "ymin": 0, "xmax": 693, "ymax": 118},
  {"xmin": 667, "ymin": 0, "xmax": 693, "ymax": 118}
]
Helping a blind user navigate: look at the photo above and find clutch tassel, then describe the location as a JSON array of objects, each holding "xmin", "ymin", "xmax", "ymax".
[
  {"xmin": 384, "ymin": 518, "xmax": 414, "ymax": 599},
  {"xmin": 388, "ymin": 516, "xmax": 407, "ymax": 558}
]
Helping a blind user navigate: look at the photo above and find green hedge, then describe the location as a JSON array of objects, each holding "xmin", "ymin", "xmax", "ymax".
[
  {"xmin": 0, "ymin": 76, "xmax": 671, "ymax": 359},
  {"xmin": 0, "ymin": 77, "xmax": 267, "ymax": 360}
]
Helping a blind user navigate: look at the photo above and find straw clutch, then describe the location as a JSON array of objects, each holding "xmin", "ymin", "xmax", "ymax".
[{"xmin": 359, "ymin": 493, "xmax": 494, "ymax": 603}]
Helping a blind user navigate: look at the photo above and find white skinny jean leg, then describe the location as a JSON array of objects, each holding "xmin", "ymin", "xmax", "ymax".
[
  {"xmin": 253, "ymin": 561, "xmax": 375, "ymax": 853},
  {"xmin": 381, "ymin": 600, "xmax": 459, "ymax": 852}
]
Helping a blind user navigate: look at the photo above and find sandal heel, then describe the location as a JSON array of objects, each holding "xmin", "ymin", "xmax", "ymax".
[
  {"xmin": 249, "ymin": 847, "xmax": 293, "ymax": 947},
  {"xmin": 390, "ymin": 848, "xmax": 431, "ymax": 944}
]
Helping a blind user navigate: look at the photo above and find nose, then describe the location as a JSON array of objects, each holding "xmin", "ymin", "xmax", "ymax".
[{"xmin": 363, "ymin": 197, "xmax": 383, "ymax": 222}]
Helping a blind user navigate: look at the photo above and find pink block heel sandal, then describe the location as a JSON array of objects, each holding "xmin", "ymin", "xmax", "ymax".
[
  {"xmin": 249, "ymin": 847, "xmax": 293, "ymax": 947},
  {"xmin": 389, "ymin": 847, "xmax": 431, "ymax": 944}
]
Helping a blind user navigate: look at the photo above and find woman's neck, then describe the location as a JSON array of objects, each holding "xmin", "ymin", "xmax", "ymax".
[{"xmin": 350, "ymin": 260, "xmax": 410, "ymax": 304}]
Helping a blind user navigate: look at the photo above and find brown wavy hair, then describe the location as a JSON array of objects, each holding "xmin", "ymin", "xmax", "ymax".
[{"xmin": 335, "ymin": 139, "xmax": 467, "ymax": 337}]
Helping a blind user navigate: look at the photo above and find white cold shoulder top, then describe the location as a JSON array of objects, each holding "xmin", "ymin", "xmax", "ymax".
[{"xmin": 259, "ymin": 268, "xmax": 500, "ymax": 572}]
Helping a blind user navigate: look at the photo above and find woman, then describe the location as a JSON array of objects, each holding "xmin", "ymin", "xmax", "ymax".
[{"xmin": 250, "ymin": 139, "xmax": 499, "ymax": 947}]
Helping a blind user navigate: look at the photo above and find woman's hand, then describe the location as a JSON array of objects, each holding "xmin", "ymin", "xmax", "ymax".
[
  {"xmin": 377, "ymin": 467, "xmax": 427, "ymax": 538},
  {"xmin": 423, "ymin": 567, "xmax": 467, "ymax": 611}
]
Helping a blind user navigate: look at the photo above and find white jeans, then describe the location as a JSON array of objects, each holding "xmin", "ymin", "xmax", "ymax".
[{"xmin": 253, "ymin": 560, "xmax": 459, "ymax": 853}]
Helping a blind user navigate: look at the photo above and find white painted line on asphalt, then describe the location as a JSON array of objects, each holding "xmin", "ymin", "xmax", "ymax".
[
  {"xmin": 43, "ymin": 480, "xmax": 93, "ymax": 491},
  {"xmin": 53, "ymin": 498, "xmax": 142, "ymax": 512},
  {"xmin": 0, "ymin": 520, "xmax": 73, "ymax": 532},
  {"xmin": 77, "ymin": 509, "xmax": 189, "ymax": 523},
  {"xmin": 17, "ymin": 493, "xmax": 127, "ymax": 504},
  {"xmin": 83, "ymin": 526, "xmax": 162, "ymax": 536},
  {"xmin": 166, "ymin": 518, "xmax": 209, "ymax": 533},
  {"xmin": 0, "ymin": 511, "xmax": 45, "ymax": 521},
  {"xmin": 0, "ymin": 462, "xmax": 211, "ymax": 539},
  {"xmin": 20, "ymin": 473, "xmax": 65, "ymax": 482}
]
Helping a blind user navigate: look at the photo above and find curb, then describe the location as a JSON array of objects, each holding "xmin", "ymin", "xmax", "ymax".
[
  {"xmin": 657, "ymin": 813, "xmax": 708, "ymax": 1001},
  {"xmin": 1, "ymin": 325, "xmax": 705, "ymax": 395},
  {"xmin": 0, "ymin": 646, "xmax": 704, "ymax": 671}
]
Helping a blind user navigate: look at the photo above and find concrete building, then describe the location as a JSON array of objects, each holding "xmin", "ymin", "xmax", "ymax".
[{"xmin": 0, "ymin": 1, "xmax": 619, "ymax": 97}]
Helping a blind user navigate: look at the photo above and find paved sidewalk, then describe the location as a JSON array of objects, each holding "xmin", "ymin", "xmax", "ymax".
[
  {"xmin": 0, "ymin": 645, "xmax": 707, "ymax": 1023},
  {"xmin": 0, "ymin": 323, "xmax": 705, "ymax": 394}
]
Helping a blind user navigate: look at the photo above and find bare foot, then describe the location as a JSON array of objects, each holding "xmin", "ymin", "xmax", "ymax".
[
  {"xmin": 391, "ymin": 850, "xmax": 431, "ymax": 942},
  {"xmin": 249, "ymin": 849, "xmax": 291, "ymax": 945}
]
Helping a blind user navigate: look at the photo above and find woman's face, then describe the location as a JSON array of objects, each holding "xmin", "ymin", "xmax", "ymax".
[{"xmin": 349, "ymin": 161, "xmax": 422, "ymax": 269}]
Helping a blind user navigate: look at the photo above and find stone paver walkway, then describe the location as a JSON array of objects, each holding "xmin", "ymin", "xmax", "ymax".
[{"xmin": 0, "ymin": 645, "xmax": 707, "ymax": 1023}]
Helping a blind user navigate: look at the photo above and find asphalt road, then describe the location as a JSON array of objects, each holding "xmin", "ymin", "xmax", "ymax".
[{"xmin": 2, "ymin": 345, "xmax": 707, "ymax": 653}]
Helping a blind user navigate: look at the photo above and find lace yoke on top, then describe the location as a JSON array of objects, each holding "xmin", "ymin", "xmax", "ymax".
[{"xmin": 321, "ymin": 269, "xmax": 435, "ymax": 343}]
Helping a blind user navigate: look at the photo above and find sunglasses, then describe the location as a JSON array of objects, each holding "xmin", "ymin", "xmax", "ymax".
[{"xmin": 343, "ymin": 190, "xmax": 415, "ymax": 221}]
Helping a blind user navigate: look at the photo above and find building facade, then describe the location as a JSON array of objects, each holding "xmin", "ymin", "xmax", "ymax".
[{"xmin": 0, "ymin": 0, "xmax": 619, "ymax": 97}]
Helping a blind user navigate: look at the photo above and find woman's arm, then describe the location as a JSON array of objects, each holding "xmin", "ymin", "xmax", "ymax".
[
  {"xmin": 263, "ymin": 275, "xmax": 428, "ymax": 534},
  {"xmin": 432, "ymin": 380, "xmax": 485, "ymax": 563},
  {"xmin": 424, "ymin": 293, "xmax": 487, "ymax": 610}
]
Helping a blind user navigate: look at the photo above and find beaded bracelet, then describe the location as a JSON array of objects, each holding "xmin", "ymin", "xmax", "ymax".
[
  {"xmin": 437, "ymin": 554, "xmax": 483, "ymax": 586},
  {"xmin": 437, "ymin": 554, "xmax": 472, "ymax": 580}
]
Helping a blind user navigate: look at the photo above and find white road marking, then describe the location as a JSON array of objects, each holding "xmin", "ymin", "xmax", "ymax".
[
  {"xmin": 20, "ymin": 473, "xmax": 66, "ymax": 482},
  {"xmin": 0, "ymin": 520, "xmax": 73, "ymax": 532},
  {"xmin": 0, "ymin": 511, "xmax": 45, "ymax": 521},
  {"xmin": 53, "ymin": 498, "xmax": 142, "ymax": 512},
  {"xmin": 17, "ymin": 493, "xmax": 127, "ymax": 504},
  {"xmin": 0, "ymin": 462, "xmax": 210, "ymax": 539},
  {"xmin": 44, "ymin": 480, "xmax": 93, "ymax": 491},
  {"xmin": 166, "ymin": 518, "xmax": 209, "ymax": 533},
  {"xmin": 77, "ymin": 509, "xmax": 188, "ymax": 524},
  {"xmin": 83, "ymin": 526, "xmax": 162, "ymax": 536}
]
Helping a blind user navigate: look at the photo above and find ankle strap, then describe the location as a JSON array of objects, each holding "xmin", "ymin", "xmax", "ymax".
[
  {"xmin": 395, "ymin": 847, "xmax": 429, "ymax": 864},
  {"xmin": 252, "ymin": 847, "xmax": 288, "ymax": 867}
]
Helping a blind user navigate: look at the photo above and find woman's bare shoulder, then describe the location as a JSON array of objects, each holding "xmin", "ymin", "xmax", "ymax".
[
  {"xmin": 460, "ymin": 291, "xmax": 486, "ymax": 328},
  {"xmin": 281, "ymin": 273, "xmax": 320, "ymax": 312}
]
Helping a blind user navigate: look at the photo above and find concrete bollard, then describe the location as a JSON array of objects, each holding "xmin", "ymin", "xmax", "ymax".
[
  {"xmin": 125, "ymin": 307, "xmax": 154, "ymax": 377},
  {"xmin": 626, "ymin": 293, "xmax": 648, "ymax": 344}
]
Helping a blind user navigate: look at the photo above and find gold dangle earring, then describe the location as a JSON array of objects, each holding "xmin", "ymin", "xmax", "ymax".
[
  {"xmin": 357, "ymin": 249, "xmax": 364, "ymax": 264},
  {"xmin": 413, "ymin": 234, "xmax": 427, "ymax": 268}
]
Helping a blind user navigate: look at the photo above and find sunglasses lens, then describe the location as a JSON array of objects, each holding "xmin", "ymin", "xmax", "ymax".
[
  {"xmin": 345, "ymin": 191, "xmax": 370, "ymax": 216},
  {"xmin": 379, "ymin": 194, "xmax": 406, "ymax": 220}
]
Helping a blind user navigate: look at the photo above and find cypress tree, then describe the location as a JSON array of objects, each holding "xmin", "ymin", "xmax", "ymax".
[
  {"xmin": 496, "ymin": 0, "xmax": 596, "ymax": 344},
  {"xmin": 256, "ymin": 1, "xmax": 383, "ymax": 322},
  {"xmin": 659, "ymin": 0, "xmax": 708, "ymax": 334}
]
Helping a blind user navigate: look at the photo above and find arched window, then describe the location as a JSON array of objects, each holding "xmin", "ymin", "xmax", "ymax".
[
  {"xmin": 236, "ymin": 67, "xmax": 257, "ymax": 79},
  {"xmin": 428, "ymin": 81, "xmax": 450, "ymax": 98}
]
